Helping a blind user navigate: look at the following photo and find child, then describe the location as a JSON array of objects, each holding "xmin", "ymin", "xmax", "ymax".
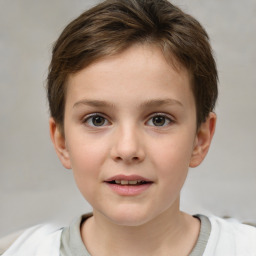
[{"xmin": 2, "ymin": 0, "xmax": 256, "ymax": 255}]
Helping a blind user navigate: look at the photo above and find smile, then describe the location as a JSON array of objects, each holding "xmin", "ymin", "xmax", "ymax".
[
  {"xmin": 108, "ymin": 180, "xmax": 151, "ymax": 185},
  {"xmin": 104, "ymin": 175, "xmax": 153, "ymax": 196}
]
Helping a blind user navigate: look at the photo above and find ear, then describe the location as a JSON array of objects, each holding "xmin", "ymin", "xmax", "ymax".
[
  {"xmin": 49, "ymin": 117, "xmax": 71, "ymax": 169},
  {"xmin": 189, "ymin": 112, "xmax": 216, "ymax": 168}
]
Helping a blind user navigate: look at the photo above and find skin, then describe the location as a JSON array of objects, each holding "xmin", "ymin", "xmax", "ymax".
[{"xmin": 50, "ymin": 44, "xmax": 216, "ymax": 256}]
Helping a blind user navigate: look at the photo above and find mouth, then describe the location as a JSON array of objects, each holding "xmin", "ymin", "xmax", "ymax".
[
  {"xmin": 104, "ymin": 175, "xmax": 153, "ymax": 196},
  {"xmin": 106, "ymin": 180, "xmax": 152, "ymax": 186}
]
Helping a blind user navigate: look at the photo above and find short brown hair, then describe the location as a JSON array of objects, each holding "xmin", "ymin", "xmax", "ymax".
[{"xmin": 47, "ymin": 0, "xmax": 218, "ymax": 131}]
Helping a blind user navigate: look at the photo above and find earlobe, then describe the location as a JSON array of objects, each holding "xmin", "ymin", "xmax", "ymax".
[
  {"xmin": 189, "ymin": 112, "xmax": 216, "ymax": 168},
  {"xmin": 49, "ymin": 118, "xmax": 71, "ymax": 169}
]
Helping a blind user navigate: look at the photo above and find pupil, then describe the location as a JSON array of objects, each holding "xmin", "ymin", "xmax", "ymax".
[
  {"xmin": 153, "ymin": 116, "xmax": 165, "ymax": 126},
  {"xmin": 93, "ymin": 116, "xmax": 105, "ymax": 126}
]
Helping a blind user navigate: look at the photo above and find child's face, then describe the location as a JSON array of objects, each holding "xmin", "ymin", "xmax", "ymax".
[{"xmin": 51, "ymin": 44, "xmax": 214, "ymax": 226}]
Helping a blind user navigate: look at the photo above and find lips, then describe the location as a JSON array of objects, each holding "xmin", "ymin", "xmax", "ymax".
[
  {"xmin": 108, "ymin": 180, "xmax": 150, "ymax": 185},
  {"xmin": 105, "ymin": 175, "xmax": 152, "ymax": 185},
  {"xmin": 104, "ymin": 175, "xmax": 153, "ymax": 196}
]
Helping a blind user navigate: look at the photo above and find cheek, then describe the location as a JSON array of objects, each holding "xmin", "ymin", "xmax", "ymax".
[
  {"xmin": 67, "ymin": 132, "xmax": 107, "ymax": 169},
  {"xmin": 149, "ymin": 134, "xmax": 194, "ymax": 182},
  {"xmin": 65, "ymin": 134, "xmax": 108, "ymax": 193}
]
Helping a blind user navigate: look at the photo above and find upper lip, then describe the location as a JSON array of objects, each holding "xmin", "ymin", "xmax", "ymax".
[{"xmin": 105, "ymin": 174, "xmax": 152, "ymax": 182}]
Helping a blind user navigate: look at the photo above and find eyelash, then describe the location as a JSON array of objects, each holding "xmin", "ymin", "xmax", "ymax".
[
  {"xmin": 146, "ymin": 113, "xmax": 174, "ymax": 127},
  {"xmin": 82, "ymin": 113, "xmax": 174, "ymax": 127},
  {"xmin": 83, "ymin": 113, "xmax": 110, "ymax": 127}
]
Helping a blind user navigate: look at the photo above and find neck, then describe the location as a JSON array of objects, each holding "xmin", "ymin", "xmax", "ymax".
[{"xmin": 81, "ymin": 202, "xmax": 200, "ymax": 256}]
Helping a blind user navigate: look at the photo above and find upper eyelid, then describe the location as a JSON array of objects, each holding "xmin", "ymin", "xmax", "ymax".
[
  {"xmin": 147, "ymin": 112, "xmax": 175, "ymax": 120},
  {"xmin": 83, "ymin": 112, "xmax": 108, "ymax": 120}
]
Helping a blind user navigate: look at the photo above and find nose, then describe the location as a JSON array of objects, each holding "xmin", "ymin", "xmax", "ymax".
[{"xmin": 110, "ymin": 124, "xmax": 145, "ymax": 164}]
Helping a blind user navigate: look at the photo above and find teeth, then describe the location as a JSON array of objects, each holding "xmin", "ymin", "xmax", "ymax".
[
  {"xmin": 128, "ymin": 180, "xmax": 137, "ymax": 185},
  {"xmin": 114, "ymin": 180, "xmax": 147, "ymax": 185}
]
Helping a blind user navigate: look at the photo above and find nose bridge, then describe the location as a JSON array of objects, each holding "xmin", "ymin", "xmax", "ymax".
[{"xmin": 111, "ymin": 121, "xmax": 145, "ymax": 163}]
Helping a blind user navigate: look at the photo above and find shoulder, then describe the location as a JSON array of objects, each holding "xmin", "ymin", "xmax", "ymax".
[
  {"xmin": 0, "ymin": 229, "xmax": 24, "ymax": 255},
  {"xmin": 1, "ymin": 224, "xmax": 62, "ymax": 256},
  {"xmin": 204, "ymin": 215, "xmax": 256, "ymax": 256}
]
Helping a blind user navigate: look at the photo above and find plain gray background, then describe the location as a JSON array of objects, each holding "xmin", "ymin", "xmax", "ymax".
[{"xmin": 0, "ymin": 0, "xmax": 256, "ymax": 237}]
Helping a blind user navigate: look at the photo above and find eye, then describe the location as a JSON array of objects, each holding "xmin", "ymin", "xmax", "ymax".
[
  {"xmin": 146, "ymin": 114, "xmax": 173, "ymax": 127},
  {"xmin": 84, "ymin": 114, "xmax": 109, "ymax": 127}
]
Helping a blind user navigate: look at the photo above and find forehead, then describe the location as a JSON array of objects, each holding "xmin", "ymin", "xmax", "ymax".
[{"xmin": 65, "ymin": 44, "xmax": 194, "ymax": 109}]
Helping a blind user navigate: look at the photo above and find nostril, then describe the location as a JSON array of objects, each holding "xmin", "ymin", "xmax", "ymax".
[
  {"xmin": 114, "ymin": 156, "xmax": 139, "ymax": 162},
  {"xmin": 111, "ymin": 145, "xmax": 145, "ymax": 163}
]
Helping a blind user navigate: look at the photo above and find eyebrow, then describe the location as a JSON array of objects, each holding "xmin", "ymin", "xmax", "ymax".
[
  {"xmin": 73, "ymin": 99, "xmax": 115, "ymax": 109},
  {"xmin": 140, "ymin": 98, "xmax": 183, "ymax": 108},
  {"xmin": 73, "ymin": 98, "xmax": 183, "ymax": 109}
]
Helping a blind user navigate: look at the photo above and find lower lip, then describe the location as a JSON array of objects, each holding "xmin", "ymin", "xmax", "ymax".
[{"xmin": 105, "ymin": 183, "xmax": 152, "ymax": 196}]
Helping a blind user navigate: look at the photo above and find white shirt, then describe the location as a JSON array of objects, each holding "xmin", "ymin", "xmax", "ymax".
[{"xmin": 2, "ymin": 215, "xmax": 256, "ymax": 256}]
